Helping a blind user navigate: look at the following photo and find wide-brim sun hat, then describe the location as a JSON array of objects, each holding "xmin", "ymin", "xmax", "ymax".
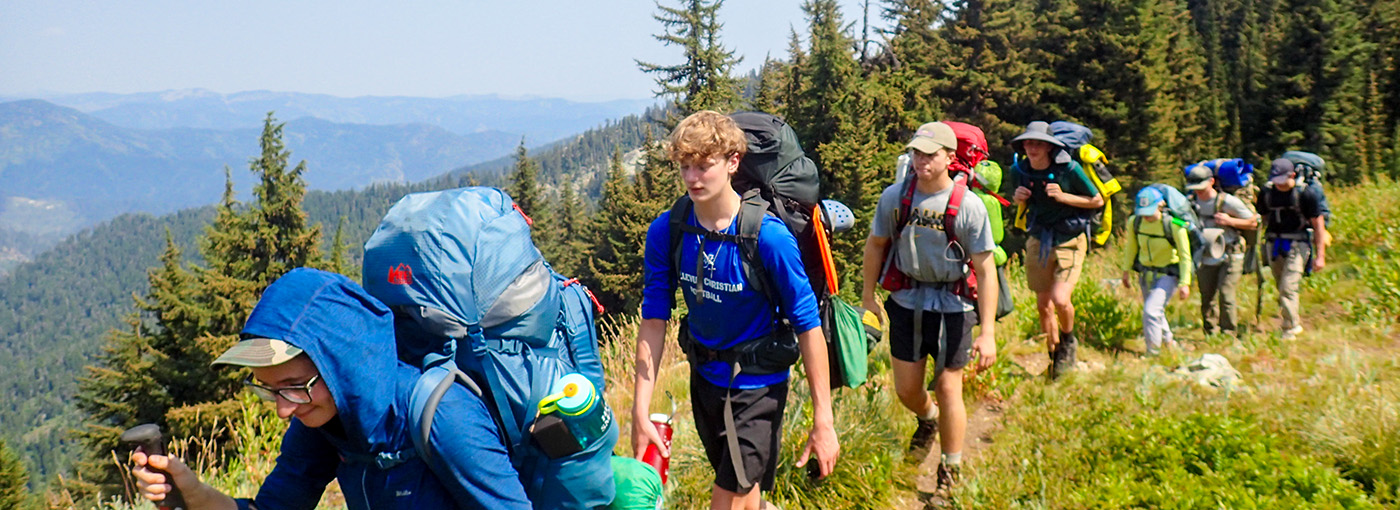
[
  {"xmin": 213, "ymin": 337, "xmax": 304, "ymax": 367},
  {"xmin": 1011, "ymin": 121, "xmax": 1065, "ymax": 153}
]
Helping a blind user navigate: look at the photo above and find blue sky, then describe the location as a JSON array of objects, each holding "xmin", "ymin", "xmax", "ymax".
[{"xmin": 1, "ymin": 1, "xmax": 883, "ymax": 102}]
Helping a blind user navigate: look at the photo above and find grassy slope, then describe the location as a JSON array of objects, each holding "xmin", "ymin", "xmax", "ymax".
[
  {"xmin": 952, "ymin": 179, "xmax": 1400, "ymax": 509},
  {"xmin": 77, "ymin": 180, "xmax": 1400, "ymax": 509}
]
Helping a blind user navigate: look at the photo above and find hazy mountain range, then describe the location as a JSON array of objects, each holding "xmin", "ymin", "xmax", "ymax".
[
  {"xmin": 7, "ymin": 89, "xmax": 652, "ymax": 145},
  {"xmin": 0, "ymin": 90, "xmax": 653, "ymax": 273}
]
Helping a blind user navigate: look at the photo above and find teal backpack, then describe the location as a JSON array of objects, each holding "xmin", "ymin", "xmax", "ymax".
[
  {"xmin": 362, "ymin": 187, "xmax": 615, "ymax": 509},
  {"xmin": 1134, "ymin": 183, "xmax": 1204, "ymax": 269}
]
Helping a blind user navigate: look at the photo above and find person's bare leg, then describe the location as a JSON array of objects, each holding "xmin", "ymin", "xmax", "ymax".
[
  {"xmin": 933, "ymin": 367, "xmax": 965, "ymax": 457},
  {"xmin": 1051, "ymin": 280, "xmax": 1076, "ymax": 334},
  {"xmin": 711, "ymin": 484, "xmax": 762, "ymax": 510},
  {"xmin": 892, "ymin": 357, "xmax": 934, "ymax": 417}
]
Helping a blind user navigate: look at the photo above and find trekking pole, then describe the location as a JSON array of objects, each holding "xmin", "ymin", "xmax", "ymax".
[
  {"xmin": 121, "ymin": 424, "xmax": 186, "ymax": 510},
  {"xmin": 1255, "ymin": 250, "xmax": 1266, "ymax": 333}
]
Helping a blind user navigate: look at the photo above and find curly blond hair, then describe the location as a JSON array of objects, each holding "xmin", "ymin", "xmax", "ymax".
[{"xmin": 667, "ymin": 111, "xmax": 747, "ymax": 166}]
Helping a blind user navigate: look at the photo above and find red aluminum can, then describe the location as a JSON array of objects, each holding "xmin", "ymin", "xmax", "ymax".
[{"xmin": 640, "ymin": 413, "xmax": 673, "ymax": 484}]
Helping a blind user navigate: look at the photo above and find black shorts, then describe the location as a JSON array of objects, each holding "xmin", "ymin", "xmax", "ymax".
[
  {"xmin": 886, "ymin": 296, "xmax": 976, "ymax": 368},
  {"xmin": 690, "ymin": 371, "xmax": 788, "ymax": 493}
]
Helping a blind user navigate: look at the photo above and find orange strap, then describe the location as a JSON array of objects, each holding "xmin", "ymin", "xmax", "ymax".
[{"xmin": 811, "ymin": 204, "xmax": 839, "ymax": 296}]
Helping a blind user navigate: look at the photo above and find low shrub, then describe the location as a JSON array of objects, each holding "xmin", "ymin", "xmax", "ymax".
[{"xmin": 1071, "ymin": 277, "xmax": 1140, "ymax": 352}]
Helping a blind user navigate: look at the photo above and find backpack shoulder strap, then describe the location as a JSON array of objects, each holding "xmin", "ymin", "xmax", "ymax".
[
  {"xmin": 944, "ymin": 180, "xmax": 967, "ymax": 245},
  {"xmin": 409, "ymin": 363, "xmax": 485, "ymax": 467},
  {"xmin": 669, "ymin": 191, "xmax": 776, "ymax": 306},
  {"xmin": 668, "ymin": 196, "xmax": 694, "ymax": 308},
  {"xmin": 735, "ymin": 190, "xmax": 776, "ymax": 305},
  {"xmin": 894, "ymin": 175, "xmax": 918, "ymax": 239}
]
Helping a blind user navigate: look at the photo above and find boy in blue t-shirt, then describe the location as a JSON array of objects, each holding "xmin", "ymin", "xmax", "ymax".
[{"xmin": 631, "ymin": 111, "xmax": 839, "ymax": 509}]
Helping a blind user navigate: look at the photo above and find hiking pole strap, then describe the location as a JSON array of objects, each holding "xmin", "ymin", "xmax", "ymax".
[{"xmin": 724, "ymin": 362, "xmax": 753, "ymax": 491}]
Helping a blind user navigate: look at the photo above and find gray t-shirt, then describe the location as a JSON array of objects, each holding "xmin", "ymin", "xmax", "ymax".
[
  {"xmin": 1194, "ymin": 192, "xmax": 1255, "ymax": 264},
  {"xmin": 872, "ymin": 181, "xmax": 995, "ymax": 312}
]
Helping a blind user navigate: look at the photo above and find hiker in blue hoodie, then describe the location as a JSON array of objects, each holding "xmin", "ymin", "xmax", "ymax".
[{"xmin": 130, "ymin": 268, "xmax": 532, "ymax": 510}]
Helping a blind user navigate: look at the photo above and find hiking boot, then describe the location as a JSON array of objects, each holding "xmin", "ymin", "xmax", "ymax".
[
  {"xmin": 1051, "ymin": 333, "xmax": 1078, "ymax": 379},
  {"xmin": 935, "ymin": 462, "xmax": 961, "ymax": 494},
  {"xmin": 907, "ymin": 417, "xmax": 939, "ymax": 462}
]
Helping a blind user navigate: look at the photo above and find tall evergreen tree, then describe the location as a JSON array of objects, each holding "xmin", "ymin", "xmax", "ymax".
[
  {"xmin": 550, "ymin": 183, "xmax": 594, "ymax": 279},
  {"xmin": 785, "ymin": 0, "xmax": 861, "ymax": 167},
  {"xmin": 637, "ymin": 0, "xmax": 743, "ymax": 116},
  {"xmin": 0, "ymin": 439, "xmax": 34, "ymax": 510},
  {"xmin": 72, "ymin": 113, "xmax": 330, "ymax": 498},
  {"xmin": 509, "ymin": 138, "xmax": 545, "ymax": 217},
  {"xmin": 508, "ymin": 139, "xmax": 560, "ymax": 264},
  {"xmin": 588, "ymin": 147, "xmax": 654, "ymax": 313}
]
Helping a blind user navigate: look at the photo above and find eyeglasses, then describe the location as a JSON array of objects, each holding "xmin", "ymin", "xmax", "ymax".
[{"xmin": 243, "ymin": 375, "xmax": 320, "ymax": 404}]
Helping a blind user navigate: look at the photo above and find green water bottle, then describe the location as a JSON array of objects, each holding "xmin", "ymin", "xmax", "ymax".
[{"xmin": 538, "ymin": 373, "xmax": 613, "ymax": 449}]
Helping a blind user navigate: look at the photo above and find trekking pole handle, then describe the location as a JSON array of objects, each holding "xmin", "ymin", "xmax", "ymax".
[{"xmin": 120, "ymin": 424, "xmax": 187, "ymax": 510}]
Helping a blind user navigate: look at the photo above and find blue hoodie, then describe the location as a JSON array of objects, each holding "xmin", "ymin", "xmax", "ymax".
[{"xmin": 237, "ymin": 268, "xmax": 531, "ymax": 510}]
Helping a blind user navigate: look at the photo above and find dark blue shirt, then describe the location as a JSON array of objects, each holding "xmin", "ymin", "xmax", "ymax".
[{"xmin": 640, "ymin": 210, "xmax": 821, "ymax": 389}]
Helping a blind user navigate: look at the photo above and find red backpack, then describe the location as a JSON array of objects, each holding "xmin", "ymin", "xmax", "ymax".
[{"xmin": 879, "ymin": 121, "xmax": 1005, "ymax": 301}]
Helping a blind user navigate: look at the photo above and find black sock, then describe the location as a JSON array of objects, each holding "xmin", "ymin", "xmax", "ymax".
[{"xmin": 1060, "ymin": 330, "xmax": 1075, "ymax": 343}]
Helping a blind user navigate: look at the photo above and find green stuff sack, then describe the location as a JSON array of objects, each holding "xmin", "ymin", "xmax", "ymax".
[
  {"xmin": 609, "ymin": 456, "xmax": 663, "ymax": 510},
  {"xmin": 832, "ymin": 297, "xmax": 869, "ymax": 388}
]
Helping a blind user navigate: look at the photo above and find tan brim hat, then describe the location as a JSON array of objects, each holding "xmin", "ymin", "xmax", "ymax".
[
  {"xmin": 906, "ymin": 121, "xmax": 957, "ymax": 154},
  {"xmin": 212, "ymin": 337, "xmax": 303, "ymax": 367}
]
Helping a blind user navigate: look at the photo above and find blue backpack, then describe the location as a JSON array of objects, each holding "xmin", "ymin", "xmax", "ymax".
[{"xmin": 362, "ymin": 187, "xmax": 615, "ymax": 509}]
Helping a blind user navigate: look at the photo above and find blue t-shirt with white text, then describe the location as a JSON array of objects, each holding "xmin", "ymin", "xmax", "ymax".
[{"xmin": 640, "ymin": 210, "xmax": 821, "ymax": 389}]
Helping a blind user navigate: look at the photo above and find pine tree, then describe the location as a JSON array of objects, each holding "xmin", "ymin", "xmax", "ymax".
[
  {"xmin": 588, "ymin": 147, "xmax": 655, "ymax": 313},
  {"xmin": 637, "ymin": 0, "xmax": 743, "ymax": 116},
  {"xmin": 72, "ymin": 113, "xmax": 330, "ymax": 499},
  {"xmin": 752, "ymin": 57, "xmax": 791, "ymax": 114},
  {"xmin": 71, "ymin": 233, "xmax": 193, "ymax": 495},
  {"xmin": 550, "ymin": 183, "xmax": 594, "ymax": 279},
  {"xmin": 786, "ymin": 0, "xmax": 861, "ymax": 166},
  {"xmin": 509, "ymin": 138, "xmax": 544, "ymax": 217},
  {"xmin": 508, "ymin": 139, "xmax": 559, "ymax": 263},
  {"xmin": 0, "ymin": 439, "xmax": 34, "ymax": 510}
]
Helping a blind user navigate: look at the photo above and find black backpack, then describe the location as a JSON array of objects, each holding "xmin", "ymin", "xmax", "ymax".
[{"xmin": 665, "ymin": 112, "xmax": 851, "ymax": 386}]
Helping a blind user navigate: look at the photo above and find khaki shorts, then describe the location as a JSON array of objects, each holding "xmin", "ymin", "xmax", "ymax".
[{"xmin": 1025, "ymin": 233, "xmax": 1088, "ymax": 292}]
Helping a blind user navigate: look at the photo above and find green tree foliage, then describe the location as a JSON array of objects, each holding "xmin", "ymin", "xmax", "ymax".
[
  {"xmin": 508, "ymin": 138, "xmax": 545, "ymax": 218},
  {"xmin": 637, "ymin": 0, "xmax": 744, "ymax": 116},
  {"xmin": 784, "ymin": 0, "xmax": 861, "ymax": 169},
  {"xmin": 0, "ymin": 439, "xmax": 33, "ymax": 510},
  {"xmin": 589, "ymin": 147, "xmax": 655, "ymax": 313},
  {"xmin": 508, "ymin": 139, "xmax": 560, "ymax": 266},
  {"xmin": 547, "ymin": 183, "xmax": 594, "ymax": 279},
  {"xmin": 71, "ymin": 113, "xmax": 333, "ymax": 499}
]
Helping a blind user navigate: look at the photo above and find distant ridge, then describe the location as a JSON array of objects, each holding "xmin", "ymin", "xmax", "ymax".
[
  {"xmin": 38, "ymin": 89, "xmax": 653, "ymax": 146},
  {"xmin": 0, "ymin": 99, "xmax": 521, "ymax": 234}
]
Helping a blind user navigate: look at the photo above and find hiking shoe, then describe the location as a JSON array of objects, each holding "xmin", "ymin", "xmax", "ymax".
[
  {"xmin": 907, "ymin": 417, "xmax": 939, "ymax": 462},
  {"xmin": 935, "ymin": 462, "xmax": 961, "ymax": 494},
  {"xmin": 1282, "ymin": 325, "xmax": 1304, "ymax": 340},
  {"xmin": 1051, "ymin": 333, "xmax": 1077, "ymax": 379}
]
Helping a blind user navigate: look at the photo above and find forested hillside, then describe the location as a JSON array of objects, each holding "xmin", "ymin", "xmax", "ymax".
[
  {"xmin": 5, "ymin": 0, "xmax": 1400, "ymax": 504},
  {"xmin": 0, "ymin": 109, "xmax": 645, "ymax": 485}
]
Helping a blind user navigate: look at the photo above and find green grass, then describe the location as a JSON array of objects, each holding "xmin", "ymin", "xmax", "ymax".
[{"xmin": 72, "ymin": 180, "xmax": 1400, "ymax": 509}]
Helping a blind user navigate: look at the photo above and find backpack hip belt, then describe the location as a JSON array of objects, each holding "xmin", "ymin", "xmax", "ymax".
[
  {"xmin": 677, "ymin": 316, "xmax": 800, "ymax": 376},
  {"xmin": 1132, "ymin": 260, "xmax": 1180, "ymax": 278}
]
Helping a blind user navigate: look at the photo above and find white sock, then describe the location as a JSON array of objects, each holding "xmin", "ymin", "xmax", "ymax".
[
  {"xmin": 941, "ymin": 452, "xmax": 962, "ymax": 466},
  {"xmin": 919, "ymin": 406, "xmax": 938, "ymax": 422}
]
